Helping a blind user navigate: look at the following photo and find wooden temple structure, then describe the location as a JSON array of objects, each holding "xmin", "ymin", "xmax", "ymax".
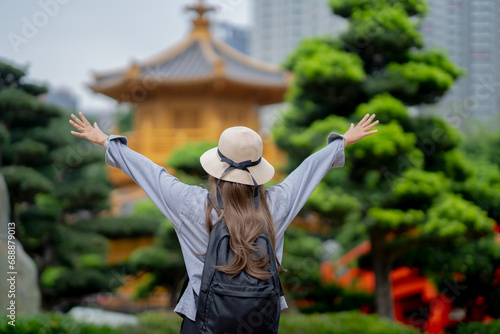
[{"xmin": 89, "ymin": 0, "xmax": 290, "ymax": 214}]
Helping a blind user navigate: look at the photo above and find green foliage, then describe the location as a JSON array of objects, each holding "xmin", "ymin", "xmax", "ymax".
[
  {"xmin": 129, "ymin": 245, "xmax": 184, "ymax": 272},
  {"xmin": 122, "ymin": 310, "xmax": 419, "ymax": 334},
  {"xmin": 120, "ymin": 310, "xmax": 183, "ymax": 334},
  {"xmin": 422, "ymin": 194, "xmax": 494, "ymax": 239},
  {"xmin": 282, "ymin": 37, "xmax": 342, "ymax": 71},
  {"xmin": 278, "ymin": 311, "xmax": 420, "ymax": 333},
  {"xmin": 56, "ymin": 225, "xmax": 108, "ymax": 265},
  {"xmin": 114, "ymin": 104, "xmax": 134, "ymax": 133},
  {"xmin": 0, "ymin": 61, "xmax": 26, "ymax": 86},
  {"xmin": 455, "ymin": 320, "xmax": 500, "ymax": 334},
  {"xmin": 392, "ymin": 169, "xmax": 449, "ymax": 209},
  {"xmin": 438, "ymin": 149, "xmax": 474, "ymax": 182},
  {"xmin": 0, "ymin": 312, "xmax": 120, "ymax": 334},
  {"xmin": 54, "ymin": 177, "xmax": 111, "ymax": 212},
  {"xmin": 340, "ymin": 6, "xmax": 423, "ymax": 71},
  {"xmin": 285, "ymin": 47, "xmax": 366, "ymax": 125},
  {"xmin": 40, "ymin": 266, "xmax": 70, "ymax": 288},
  {"xmin": 0, "ymin": 165, "xmax": 53, "ymax": 202},
  {"xmin": 0, "ymin": 310, "xmax": 428, "ymax": 334},
  {"xmin": 0, "ymin": 87, "xmax": 61, "ymax": 128},
  {"xmin": 365, "ymin": 61, "xmax": 455, "ymax": 104},
  {"xmin": 367, "ymin": 207, "xmax": 424, "ymax": 230},
  {"xmin": 0, "ymin": 122, "xmax": 8, "ymax": 145},
  {"xmin": 348, "ymin": 121, "xmax": 421, "ymax": 182},
  {"xmin": 274, "ymin": 114, "xmax": 351, "ymax": 170},
  {"xmin": 132, "ymin": 272, "xmax": 157, "ymax": 300},
  {"xmin": 78, "ymin": 253, "xmax": 106, "ymax": 269},
  {"xmin": 460, "ymin": 115, "xmax": 500, "ymax": 167},
  {"xmin": 0, "ymin": 59, "xmax": 114, "ymax": 307},
  {"xmin": 133, "ymin": 198, "xmax": 166, "ymax": 220},
  {"xmin": 74, "ymin": 216, "xmax": 161, "ymax": 239},
  {"xmin": 127, "ymin": 216, "xmax": 184, "ymax": 301},
  {"xmin": 330, "ymin": 0, "xmax": 428, "ymax": 18},
  {"xmin": 455, "ymin": 161, "xmax": 500, "ymax": 221},
  {"xmin": 280, "ymin": 227, "xmax": 324, "ymax": 290},
  {"xmin": 51, "ymin": 268, "xmax": 123, "ymax": 296},
  {"xmin": 20, "ymin": 82, "xmax": 48, "ymax": 96},
  {"xmin": 353, "ymin": 93, "xmax": 410, "ymax": 129},
  {"xmin": 308, "ymin": 183, "xmax": 361, "ymax": 225},
  {"xmin": 8, "ymin": 137, "xmax": 48, "ymax": 165},
  {"xmin": 275, "ymin": 0, "xmax": 495, "ymax": 320},
  {"xmin": 168, "ymin": 140, "xmax": 216, "ymax": 176},
  {"xmin": 408, "ymin": 48, "xmax": 466, "ymax": 79},
  {"xmin": 298, "ymin": 283, "xmax": 374, "ymax": 314},
  {"xmin": 411, "ymin": 115, "xmax": 461, "ymax": 154}
]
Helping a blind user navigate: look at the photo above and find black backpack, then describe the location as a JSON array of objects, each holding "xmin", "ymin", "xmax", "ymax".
[{"xmin": 179, "ymin": 198, "xmax": 284, "ymax": 334}]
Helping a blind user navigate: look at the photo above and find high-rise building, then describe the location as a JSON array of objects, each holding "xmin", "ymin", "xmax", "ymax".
[
  {"xmin": 212, "ymin": 21, "xmax": 251, "ymax": 55},
  {"xmin": 251, "ymin": 0, "xmax": 346, "ymax": 65},
  {"xmin": 420, "ymin": 0, "xmax": 500, "ymax": 121},
  {"xmin": 44, "ymin": 87, "xmax": 78, "ymax": 111}
]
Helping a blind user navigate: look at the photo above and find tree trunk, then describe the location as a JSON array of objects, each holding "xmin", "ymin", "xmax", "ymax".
[{"xmin": 370, "ymin": 228, "xmax": 395, "ymax": 320}]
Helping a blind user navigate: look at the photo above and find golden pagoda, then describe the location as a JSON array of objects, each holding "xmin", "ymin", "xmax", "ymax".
[{"xmin": 89, "ymin": 0, "xmax": 290, "ymax": 214}]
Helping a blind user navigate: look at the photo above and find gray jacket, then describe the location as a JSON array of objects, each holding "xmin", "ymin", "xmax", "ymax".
[{"xmin": 105, "ymin": 132, "xmax": 345, "ymax": 321}]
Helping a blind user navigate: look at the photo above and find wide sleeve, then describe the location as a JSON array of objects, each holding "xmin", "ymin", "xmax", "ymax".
[
  {"xmin": 266, "ymin": 133, "xmax": 345, "ymax": 240},
  {"xmin": 104, "ymin": 135, "xmax": 193, "ymax": 232}
]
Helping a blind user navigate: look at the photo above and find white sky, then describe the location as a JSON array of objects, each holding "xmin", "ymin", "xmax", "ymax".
[{"xmin": 0, "ymin": 0, "xmax": 252, "ymax": 114}]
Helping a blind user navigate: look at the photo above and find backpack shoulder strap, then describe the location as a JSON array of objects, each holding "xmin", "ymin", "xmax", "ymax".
[
  {"xmin": 177, "ymin": 193, "xmax": 221, "ymax": 306},
  {"xmin": 261, "ymin": 233, "xmax": 284, "ymax": 297},
  {"xmin": 200, "ymin": 217, "xmax": 228, "ymax": 293}
]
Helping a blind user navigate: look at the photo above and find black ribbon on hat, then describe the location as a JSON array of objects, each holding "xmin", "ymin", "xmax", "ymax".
[{"xmin": 216, "ymin": 148, "xmax": 261, "ymax": 210}]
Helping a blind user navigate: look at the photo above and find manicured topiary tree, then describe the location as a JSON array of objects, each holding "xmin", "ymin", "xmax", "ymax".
[
  {"xmin": 0, "ymin": 60, "xmax": 114, "ymax": 308},
  {"xmin": 274, "ymin": 0, "xmax": 499, "ymax": 319}
]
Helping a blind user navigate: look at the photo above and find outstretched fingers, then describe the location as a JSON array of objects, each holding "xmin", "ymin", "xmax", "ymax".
[
  {"xmin": 357, "ymin": 113, "xmax": 370, "ymax": 127},
  {"xmin": 365, "ymin": 114, "xmax": 376, "ymax": 126},
  {"xmin": 366, "ymin": 119, "xmax": 379, "ymax": 130},
  {"xmin": 69, "ymin": 119, "xmax": 83, "ymax": 132},
  {"xmin": 70, "ymin": 130, "xmax": 84, "ymax": 137},
  {"xmin": 70, "ymin": 113, "xmax": 85, "ymax": 127},
  {"xmin": 79, "ymin": 111, "xmax": 91, "ymax": 126}
]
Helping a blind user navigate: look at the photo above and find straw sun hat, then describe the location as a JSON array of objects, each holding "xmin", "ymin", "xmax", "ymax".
[{"xmin": 200, "ymin": 126, "xmax": 275, "ymax": 186}]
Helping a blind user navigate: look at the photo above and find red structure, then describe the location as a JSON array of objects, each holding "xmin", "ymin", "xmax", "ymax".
[
  {"xmin": 321, "ymin": 241, "xmax": 454, "ymax": 333},
  {"xmin": 320, "ymin": 221, "xmax": 500, "ymax": 333}
]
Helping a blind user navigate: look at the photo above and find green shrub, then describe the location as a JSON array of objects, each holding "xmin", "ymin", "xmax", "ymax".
[
  {"xmin": 279, "ymin": 311, "xmax": 419, "ymax": 333},
  {"xmin": 298, "ymin": 284, "xmax": 374, "ymax": 314},
  {"xmin": 455, "ymin": 320, "xmax": 500, "ymax": 334},
  {"xmin": 1, "ymin": 310, "xmax": 420, "ymax": 334},
  {"xmin": 51, "ymin": 268, "xmax": 123, "ymax": 296},
  {"xmin": 119, "ymin": 310, "xmax": 182, "ymax": 334},
  {"xmin": 74, "ymin": 216, "xmax": 161, "ymax": 239},
  {"xmin": 168, "ymin": 140, "xmax": 217, "ymax": 176},
  {"xmin": 0, "ymin": 312, "xmax": 120, "ymax": 334},
  {"xmin": 40, "ymin": 266, "xmax": 69, "ymax": 288},
  {"xmin": 121, "ymin": 310, "xmax": 419, "ymax": 334}
]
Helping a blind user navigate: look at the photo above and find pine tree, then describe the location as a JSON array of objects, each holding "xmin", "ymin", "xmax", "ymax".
[
  {"xmin": 274, "ymin": 0, "xmax": 499, "ymax": 319},
  {"xmin": 0, "ymin": 60, "xmax": 115, "ymax": 307}
]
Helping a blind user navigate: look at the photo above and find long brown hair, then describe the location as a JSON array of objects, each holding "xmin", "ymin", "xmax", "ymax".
[{"xmin": 204, "ymin": 175, "xmax": 280, "ymax": 280}]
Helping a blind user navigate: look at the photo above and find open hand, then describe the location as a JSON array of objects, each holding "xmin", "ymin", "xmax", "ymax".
[
  {"xmin": 343, "ymin": 114, "xmax": 379, "ymax": 148},
  {"xmin": 69, "ymin": 112, "xmax": 108, "ymax": 146}
]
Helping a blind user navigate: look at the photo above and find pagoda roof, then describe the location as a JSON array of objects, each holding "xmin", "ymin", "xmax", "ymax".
[{"xmin": 89, "ymin": 1, "xmax": 290, "ymax": 104}]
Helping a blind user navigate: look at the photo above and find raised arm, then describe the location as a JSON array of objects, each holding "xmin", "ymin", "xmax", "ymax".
[
  {"xmin": 69, "ymin": 112, "xmax": 193, "ymax": 231},
  {"xmin": 267, "ymin": 114, "xmax": 379, "ymax": 239}
]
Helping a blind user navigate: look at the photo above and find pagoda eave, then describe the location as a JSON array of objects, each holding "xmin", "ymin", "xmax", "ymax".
[{"xmin": 89, "ymin": 76, "xmax": 288, "ymax": 105}]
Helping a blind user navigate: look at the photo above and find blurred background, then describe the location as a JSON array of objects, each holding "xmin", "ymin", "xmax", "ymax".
[{"xmin": 0, "ymin": 1, "xmax": 499, "ymax": 333}]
